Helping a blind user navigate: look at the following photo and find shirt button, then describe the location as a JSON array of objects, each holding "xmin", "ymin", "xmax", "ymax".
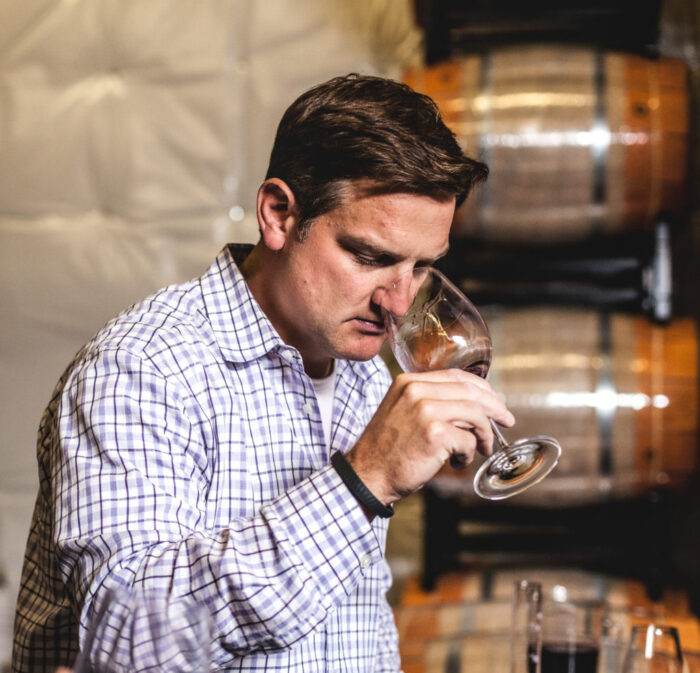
[
  {"xmin": 302, "ymin": 400, "xmax": 314, "ymax": 415},
  {"xmin": 360, "ymin": 554, "xmax": 372, "ymax": 569}
]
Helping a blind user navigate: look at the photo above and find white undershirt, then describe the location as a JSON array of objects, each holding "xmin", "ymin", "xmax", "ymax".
[{"xmin": 310, "ymin": 363, "xmax": 336, "ymax": 449}]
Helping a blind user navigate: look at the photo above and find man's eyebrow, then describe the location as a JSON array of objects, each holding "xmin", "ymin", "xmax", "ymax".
[{"xmin": 337, "ymin": 235, "xmax": 396, "ymax": 259}]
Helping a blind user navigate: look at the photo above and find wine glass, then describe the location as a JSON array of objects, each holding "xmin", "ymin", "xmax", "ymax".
[
  {"xmin": 384, "ymin": 267, "xmax": 561, "ymax": 500},
  {"xmin": 621, "ymin": 624, "xmax": 684, "ymax": 673},
  {"xmin": 73, "ymin": 586, "xmax": 212, "ymax": 672}
]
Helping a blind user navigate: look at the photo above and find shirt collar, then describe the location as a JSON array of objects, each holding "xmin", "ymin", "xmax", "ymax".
[
  {"xmin": 200, "ymin": 244, "xmax": 285, "ymax": 363},
  {"xmin": 200, "ymin": 244, "xmax": 389, "ymax": 384}
]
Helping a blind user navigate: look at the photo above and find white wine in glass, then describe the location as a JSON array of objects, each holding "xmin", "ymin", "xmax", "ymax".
[{"xmin": 385, "ymin": 267, "xmax": 561, "ymax": 500}]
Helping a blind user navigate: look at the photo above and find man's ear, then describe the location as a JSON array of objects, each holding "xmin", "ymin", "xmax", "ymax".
[{"xmin": 257, "ymin": 178, "xmax": 298, "ymax": 251}]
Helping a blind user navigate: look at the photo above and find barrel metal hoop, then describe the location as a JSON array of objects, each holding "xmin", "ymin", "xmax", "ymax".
[
  {"xmin": 591, "ymin": 49, "xmax": 609, "ymax": 236},
  {"xmin": 475, "ymin": 50, "xmax": 493, "ymax": 239},
  {"xmin": 596, "ymin": 310, "xmax": 614, "ymax": 496}
]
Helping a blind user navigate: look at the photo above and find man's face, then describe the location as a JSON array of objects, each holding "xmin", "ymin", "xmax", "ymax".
[{"xmin": 272, "ymin": 185, "xmax": 455, "ymax": 376}]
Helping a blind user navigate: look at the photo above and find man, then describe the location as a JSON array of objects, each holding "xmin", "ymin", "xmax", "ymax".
[{"xmin": 13, "ymin": 74, "xmax": 514, "ymax": 672}]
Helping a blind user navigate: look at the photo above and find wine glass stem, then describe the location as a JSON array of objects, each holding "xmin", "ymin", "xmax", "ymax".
[{"xmin": 489, "ymin": 418, "xmax": 508, "ymax": 450}]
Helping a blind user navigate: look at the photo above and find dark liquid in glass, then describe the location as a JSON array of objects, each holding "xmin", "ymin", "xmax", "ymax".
[{"xmin": 528, "ymin": 641, "xmax": 599, "ymax": 673}]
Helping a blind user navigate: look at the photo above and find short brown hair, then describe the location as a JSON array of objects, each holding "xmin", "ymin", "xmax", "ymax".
[{"xmin": 265, "ymin": 73, "xmax": 487, "ymax": 238}]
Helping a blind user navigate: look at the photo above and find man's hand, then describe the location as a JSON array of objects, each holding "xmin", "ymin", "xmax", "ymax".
[{"xmin": 346, "ymin": 369, "xmax": 514, "ymax": 505}]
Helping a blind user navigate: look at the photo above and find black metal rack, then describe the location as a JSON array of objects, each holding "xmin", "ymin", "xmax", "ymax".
[
  {"xmin": 436, "ymin": 221, "xmax": 675, "ymax": 322},
  {"xmin": 421, "ymin": 486, "xmax": 670, "ymax": 598},
  {"xmin": 414, "ymin": 0, "xmax": 663, "ymax": 63}
]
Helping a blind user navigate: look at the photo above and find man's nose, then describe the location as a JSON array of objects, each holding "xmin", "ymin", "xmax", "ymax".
[{"xmin": 373, "ymin": 271, "xmax": 416, "ymax": 318}]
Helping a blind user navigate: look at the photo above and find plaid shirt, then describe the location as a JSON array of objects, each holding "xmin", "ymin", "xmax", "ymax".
[{"xmin": 13, "ymin": 244, "xmax": 400, "ymax": 672}]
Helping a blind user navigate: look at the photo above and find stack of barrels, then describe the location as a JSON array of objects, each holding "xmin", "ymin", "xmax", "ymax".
[{"xmin": 404, "ymin": 45, "xmax": 698, "ymax": 506}]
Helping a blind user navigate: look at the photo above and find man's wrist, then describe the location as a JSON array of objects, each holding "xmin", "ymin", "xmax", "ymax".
[{"xmin": 330, "ymin": 451, "xmax": 394, "ymax": 519}]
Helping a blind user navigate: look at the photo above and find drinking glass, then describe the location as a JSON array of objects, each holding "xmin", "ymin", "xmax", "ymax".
[
  {"xmin": 538, "ymin": 599, "xmax": 606, "ymax": 673},
  {"xmin": 73, "ymin": 586, "xmax": 212, "ymax": 673},
  {"xmin": 621, "ymin": 624, "xmax": 684, "ymax": 673},
  {"xmin": 511, "ymin": 580, "xmax": 608, "ymax": 673},
  {"xmin": 510, "ymin": 580, "xmax": 542, "ymax": 673},
  {"xmin": 385, "ymin": 267, "xmax": 561, "ymax": 499}
]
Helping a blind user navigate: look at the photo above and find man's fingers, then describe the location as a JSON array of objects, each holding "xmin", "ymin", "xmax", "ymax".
[
  {"xmin": 434, "ymin": 418, "xmax": 495, "ymax": 466},
  {"xmin": 397, "ymin": 369, "xmax": 515, "ymax": 427}
]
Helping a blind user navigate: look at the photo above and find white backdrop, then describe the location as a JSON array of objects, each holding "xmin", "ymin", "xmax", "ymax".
[{"xmin": 0, "ymin": 0, "xmax": 422, "ymax": 662}]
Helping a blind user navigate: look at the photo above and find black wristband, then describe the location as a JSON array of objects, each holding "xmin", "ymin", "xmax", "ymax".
[{"xmin": 330, "ymin": 451, "xmax": 394, "ymax": 519}]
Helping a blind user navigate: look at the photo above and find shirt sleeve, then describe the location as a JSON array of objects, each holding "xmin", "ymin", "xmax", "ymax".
[
  {"xmin": 53, "ymin": 347, "xmax": 385, "ymax": 667},
  {"xmin": 374, "ymin": 579, "xmax": 403, "ymax": 672}
]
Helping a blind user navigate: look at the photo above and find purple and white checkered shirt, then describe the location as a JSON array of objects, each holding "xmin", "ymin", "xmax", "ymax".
[{"xmin": 13, "ymin": 244, "xmax": 400, "ymax": 672}]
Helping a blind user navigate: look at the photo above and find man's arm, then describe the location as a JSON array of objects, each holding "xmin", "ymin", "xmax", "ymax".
[{"xmin": 54, "ymin": 347, "xmax": 382, "ymax": 667}]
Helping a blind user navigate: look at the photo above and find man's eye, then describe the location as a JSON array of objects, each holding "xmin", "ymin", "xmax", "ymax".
[
  {"xmin": 355, "ymin": 255, "xmax": 379, "ymax": 266},
  {"xmin": 354, "ymin": 252, "xmax": 393, "ymax": 267}
]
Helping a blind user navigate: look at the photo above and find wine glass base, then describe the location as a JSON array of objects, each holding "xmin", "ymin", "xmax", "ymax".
[{"xmin": 473, "ymin": 435, "xmax": 561, "ymax": 500}]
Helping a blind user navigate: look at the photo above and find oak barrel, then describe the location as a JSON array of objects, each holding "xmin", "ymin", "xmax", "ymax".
[
  {"xmin": 430, "ymin": 307, "xmax": 698, "ymax": 507},
  {"xmin": 404, "ymin": 46, "xmax": 689, "ymax": 243}
]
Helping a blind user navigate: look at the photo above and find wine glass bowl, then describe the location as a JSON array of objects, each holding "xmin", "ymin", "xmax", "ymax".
[
  {"xmin": 387, "ymin": 268, "xmax": 492, "ymax": 377},
  {"xmin": 384, "ymin": 267, "xmax": 561, "ymax": 500},
  {"xmin": 621, "ymin": 624, "xmax": 684, "ymax": 673}
]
